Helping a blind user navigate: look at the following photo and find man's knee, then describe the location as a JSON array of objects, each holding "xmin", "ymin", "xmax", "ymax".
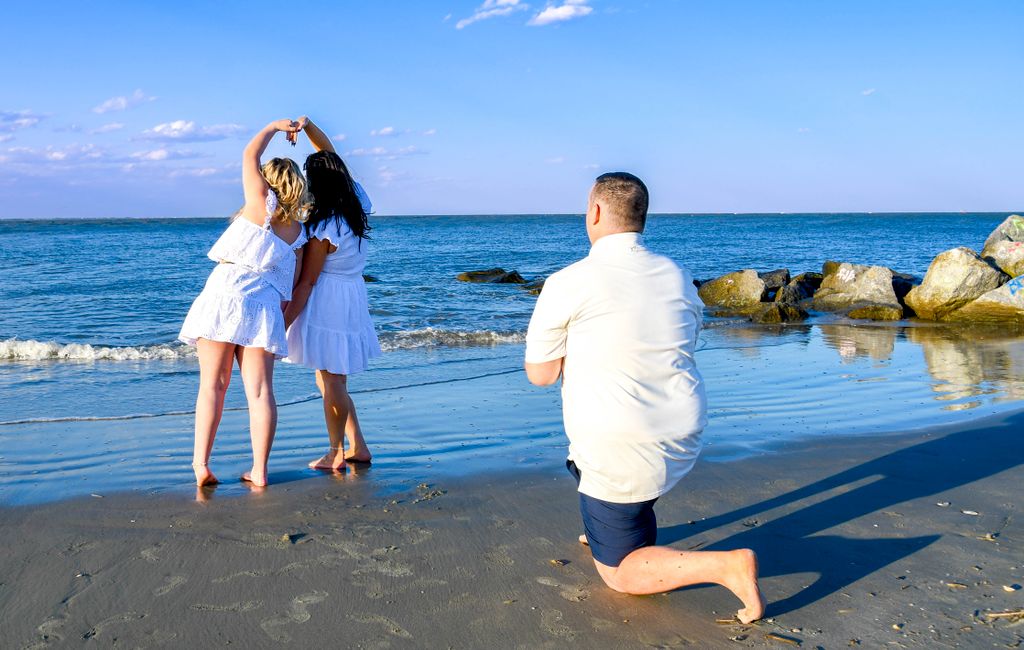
[{"xmin": 594, "ymin": 560, "xmax": 632, "ymax": 594}]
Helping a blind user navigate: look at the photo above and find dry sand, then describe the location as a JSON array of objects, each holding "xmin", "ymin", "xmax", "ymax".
[{"xmin": 2, "ymin": 409, "xmax": 1023, "ymax": 648}]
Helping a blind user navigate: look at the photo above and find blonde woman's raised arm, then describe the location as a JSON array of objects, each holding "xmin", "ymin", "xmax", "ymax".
[{"xmin": 241, "ymin": 120, "xmax": 302, "ymax": 222}]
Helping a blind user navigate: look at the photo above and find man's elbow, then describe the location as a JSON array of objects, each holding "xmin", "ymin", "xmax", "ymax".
[{"xmin": 524, "ymin": 361, "xmax": 561, "ymax": 386}]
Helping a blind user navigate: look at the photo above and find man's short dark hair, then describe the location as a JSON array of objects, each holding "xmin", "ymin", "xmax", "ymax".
[{"xmin": 592, "ymin": 172, "xmax": 649, "ymax": 231}]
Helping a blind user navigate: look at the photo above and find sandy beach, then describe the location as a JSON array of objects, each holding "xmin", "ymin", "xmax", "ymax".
[{"xmin": 3, "ymin": 397, "xmax": 1022, "ymax": 648}]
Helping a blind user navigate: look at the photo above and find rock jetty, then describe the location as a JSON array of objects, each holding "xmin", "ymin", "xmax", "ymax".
[{"xmin": 695, "ymin": 215, "xmax": 1024, "ymax": 325}]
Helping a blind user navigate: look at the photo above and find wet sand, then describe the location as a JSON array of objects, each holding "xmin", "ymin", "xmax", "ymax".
[{"xmin": 3, "ymin": 408, "xmax": 1023, "ymax": 648}]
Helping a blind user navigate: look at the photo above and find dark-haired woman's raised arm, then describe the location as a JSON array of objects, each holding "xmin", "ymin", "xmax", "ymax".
[{"xmin": 295, "ymin": 116, "xmax": 335, "ymax": 153}]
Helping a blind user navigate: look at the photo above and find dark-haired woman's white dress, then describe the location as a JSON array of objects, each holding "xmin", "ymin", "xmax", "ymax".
[{"xmin": 285, "ymin": 210, "xmax": 382, "ymax": 374}]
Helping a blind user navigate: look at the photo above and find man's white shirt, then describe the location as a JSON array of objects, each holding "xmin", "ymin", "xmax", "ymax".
[{"xmin": 525, "ymin": 232, "xmax": 707, "ymax": 504}]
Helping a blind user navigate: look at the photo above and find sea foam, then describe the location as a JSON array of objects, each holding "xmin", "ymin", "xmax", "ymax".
[{"xmin": 0, "ymin": 329, "xmax": 527, "ymax": 363}]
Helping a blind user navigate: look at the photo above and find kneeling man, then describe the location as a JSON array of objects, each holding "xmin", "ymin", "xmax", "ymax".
[{"xmin": 524, "ymin": 172, "xmax": 764, "ymax": 623}]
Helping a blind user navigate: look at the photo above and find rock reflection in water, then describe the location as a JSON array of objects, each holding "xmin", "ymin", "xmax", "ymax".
[
  {"xmin": 818, "ymin": 324, "xmax": 897, "ymax": 364},
  {"xmin": 904, "ymin": 325, "xmax": 1024, "ymax": 408}
]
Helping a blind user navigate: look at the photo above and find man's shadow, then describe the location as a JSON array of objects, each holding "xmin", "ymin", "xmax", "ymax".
[{"xmin": 658, "ymin": 410, "xmax": 1024, "ymax": 616}]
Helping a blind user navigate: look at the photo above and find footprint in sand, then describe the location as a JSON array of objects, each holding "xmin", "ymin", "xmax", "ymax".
[
  {"xmin": 190, "ymin": 601, "xmax": 262, "ymax": 612},
  {"xmin": 348, "ymin": 614, "xmax": 414, "ymax": 639},
  {"xmin": 140, "ymin": 546, "xmax": 162, "ymax": 563},
  {"xmin": 260, "ymin": 591, "xmax": 329, "ymax": 643},
  {"xmin": 25, "ymin": 616, "xmax": 67, "ymax": 649},
  {"xmin": 81, "ymin": 612, "xmax": 147, "ymax": 640},
  {"xmin": 153, "ymin": 575, "xmax": 186, "ymax": 597},
  {"xmin": 482, "ymin": 545, "xmax": 515, "ymax": 569},
  {"xmin": 534, "ymin": 576, "xmax": 591, "ymax": 603},
  {"xmin": 540, "ymin": 609, "xmax": 577, "ymax": 641}
]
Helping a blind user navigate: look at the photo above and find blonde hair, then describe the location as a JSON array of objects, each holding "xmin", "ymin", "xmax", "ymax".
[{"xmin": 261, "ymin": 157, "xmax": 311, "ymax": 224}]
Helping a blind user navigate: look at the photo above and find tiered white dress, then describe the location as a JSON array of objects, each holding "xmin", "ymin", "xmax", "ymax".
[
  {"xmin": 285, "ymin": 186, "xmax": 381, "ymax": 374},
  {"xmin": 179, "ymin": 192, "xmax": 307, "ymax": 357}
]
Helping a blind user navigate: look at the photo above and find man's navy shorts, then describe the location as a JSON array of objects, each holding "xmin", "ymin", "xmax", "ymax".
[{"xmin": 566, "ymin": 460, "xmax": 658, "ymax": 567}]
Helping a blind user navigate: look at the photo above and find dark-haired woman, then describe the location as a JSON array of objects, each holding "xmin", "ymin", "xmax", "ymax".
[{"xmin": 284, "ymin": 116, "xmax": 381, "ymax": 472}]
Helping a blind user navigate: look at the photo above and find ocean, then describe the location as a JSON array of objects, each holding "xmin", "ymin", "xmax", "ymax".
[{"xmin": 2, "ymin": 213, "xmax": 1023, "ymax": 503}]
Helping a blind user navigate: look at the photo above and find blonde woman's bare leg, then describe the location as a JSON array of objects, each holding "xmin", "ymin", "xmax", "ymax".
[
  {"xmin": 308, "ymin": 369, "xmax": 348, "ymax": 471},
  {"xmin": 193, "ymin": 338, "xmax": 236, "ymax": 486},
  {"xmin": 237, "ymin": 346, "xmax": 277, "ymax": 487},
  {"xmin": 343, "ymin": 395, "xmax": 372, "ymax": 463}
]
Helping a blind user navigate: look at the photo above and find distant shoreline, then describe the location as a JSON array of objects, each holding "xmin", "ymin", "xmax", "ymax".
[{"xmin": 0, "ymin": 211, "xmax": 1018, "ymax": 223}]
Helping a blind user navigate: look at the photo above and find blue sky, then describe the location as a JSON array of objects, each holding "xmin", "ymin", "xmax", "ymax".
[{"xmin": 1, "ymin": 1, "xmax": 1021, "ymax": 218}]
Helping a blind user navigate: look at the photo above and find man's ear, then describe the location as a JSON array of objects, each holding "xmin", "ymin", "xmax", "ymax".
[{"xmin": 590, "ymin": 201, "xmax": 601, "ymax": 226}]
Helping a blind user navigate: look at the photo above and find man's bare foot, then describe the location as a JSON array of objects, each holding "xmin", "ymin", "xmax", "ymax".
[
  {"xmin": 723, "ymin": 549, "xmax": 765, "ymax": 624},
  {"xmin": 578, "ymin": 534, "xmax": 589, "ymax": 546},
  {"xmin": 240, "ymin": 470, "xmax": 268, "ymax": 487},
  {"xmin": 192, "ymin": 462, "xmax": 218, "ymax": 486},
  {"xmin": 308, "ymin": 449, "xmax": 346, "ymax": 472}
]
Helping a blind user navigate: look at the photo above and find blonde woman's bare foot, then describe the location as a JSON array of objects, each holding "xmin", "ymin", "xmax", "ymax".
[
  {"xmin": 723, "ymin": 549, "xmax": 766, "ymax": 624},
  {"xmin": 240, "ymin": 470, "xmax": 268, "ymax": 487},
  {"xmin": 192, "ymin": 462, "xmax": 218, "ymax": 486},
  {"xmin": 308, "ymin": 448, "xmax": 346, "ymax": 472},
  {"xmin": 578, "ymin": 534, "xmax": 589, "ymax": 546}
]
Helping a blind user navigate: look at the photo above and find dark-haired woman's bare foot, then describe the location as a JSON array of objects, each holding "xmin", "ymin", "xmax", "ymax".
[
  {"xmin": 192, "ymin": 462, "xmax": 218, "ymax": 486},
  {"xmin": 240, "ymin": 469, "xmax": 268, "ymax": 487},
  {"xmin": 308, "ymin": 448, "xmax": 346, "ymax": 472},
  {"xmin": 343, "ymin": 445, "xmax": 372, "ymax": 464}
]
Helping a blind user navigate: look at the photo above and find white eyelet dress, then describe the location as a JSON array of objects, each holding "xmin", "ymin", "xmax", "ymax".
[
  {"xmin": 179, "ymin": 192, "xmax": 307, "ymax": 358},
  {"xmin": 285, "ymin": 186, "xmax": 382, "ymax": 374}
]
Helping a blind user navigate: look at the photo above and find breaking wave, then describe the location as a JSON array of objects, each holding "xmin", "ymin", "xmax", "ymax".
[{"xmin": 1, "ymin": 328, "xmax": 527, "ymax": 363}]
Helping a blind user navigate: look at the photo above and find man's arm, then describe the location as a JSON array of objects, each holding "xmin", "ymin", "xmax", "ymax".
[{"xmin": 525, "ymin": 358, "xmax": 563, "ymax": 386}]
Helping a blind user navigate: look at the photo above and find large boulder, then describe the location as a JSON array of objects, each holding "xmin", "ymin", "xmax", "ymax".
[
  {"xmin": 697, "ymin": 270, "xmax": 767, "ymax": 312},
  {"xmin": 775, "ymin": 272, "xmax": 823, "ymax": 304},
  {"xmin": 982, "ymin": 214, "xmax": 1024, "ymax": 251},
  {"xmin": 946, "ymin": 276, "xmax": 1024, "ymax": 324},
  {"xmin": 813, "ymin": 263, "xmax": 900, "ymax": 313},
  {"xmin": 750, "ymin": 303, "xmax": 808, "ymax": 324},
  {"xmin": 847, "ymin": 303, "xmax": 903, "ymax": 321},
  {"xmin": 904, "ymin": 248, "xmax": 1008, "ymax": 320},
  {"xmin": 889, "ymin": 270, "xmax": 919, "ymax": 302},
  {"xmin": 758, "ymin": 269, "xmax": 790, "ymax": 294},
  {"xmin": 456, "ymin": 268, "xmax": 526, "ymax": 284},
  {"xmin": 982, "ymin": 240, "xmax": 1024, "ymax": 278}
]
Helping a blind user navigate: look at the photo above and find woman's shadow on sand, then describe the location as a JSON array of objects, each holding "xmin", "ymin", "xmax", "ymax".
[{"xmin": 657, "ymin": 410, "xmax": 1024, "ymax": 617}]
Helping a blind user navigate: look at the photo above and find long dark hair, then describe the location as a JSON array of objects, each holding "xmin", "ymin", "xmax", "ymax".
[{"xmin": 303, "ymin": 150, "xmax": 371, "ymax": 243}]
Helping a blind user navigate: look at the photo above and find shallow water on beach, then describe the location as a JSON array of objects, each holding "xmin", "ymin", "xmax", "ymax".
[
  {"xmin": 1, "ymin": 320, "xmax": 1023, "ymax": 505},
  {"xmin": 2, "ymin": 213, "xmax": 1024, "ymax": 504}
]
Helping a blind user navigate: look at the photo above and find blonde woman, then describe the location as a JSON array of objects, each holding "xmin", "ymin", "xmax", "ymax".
[{"xmin": 179, "ymin": 119, "xmax": 310, "ymax": 487}]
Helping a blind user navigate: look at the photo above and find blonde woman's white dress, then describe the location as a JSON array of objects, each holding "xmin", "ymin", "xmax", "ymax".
[{"xmin": 179, "ymin": 191, "xmax": 306, "ymax": 357}]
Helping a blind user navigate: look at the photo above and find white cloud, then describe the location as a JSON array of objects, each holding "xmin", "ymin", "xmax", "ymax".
[
  {"xmin": 130, "ymin": 148, "xmax": 206, "ymax": 161},
  {"xmin": 0, "ymin": 144, "xmax": 105, "ymax": 165},
  {"xmin": 456, "ymin": 0, "xmax": 528, "ymax": 29},
  {"xmin": 370, "ymin": 126, "xmax": 397, "ymax": 137},
  {"xmin": 138, "ymin": 120, "xmax": 246, "ymax": 142},
  {"xmin": 529, "ymin": 0, "xmax": 592, "ymax": 26},
  {"xmin": 345, "ymin": 145, "xmax": 426, "ymax": 159},
  {"xmin": 93, "ymin": 89, "xmax": 157, "ymax": 114},
  {"xmin": 90, "ymin": 122, "xmax": 125, "ymax": 134},
  {"xmin": 797, "ymin": 127, "xmax": 811, "ymax": 133},
  {"xmin": 0, "ymin": 110, "xmax": 45, "ymax": 132},
  {"xmin": 545, "ymin": 156, "xmax": 565, "ymax": 164},
  {"xmin": 0, "ymin": 134, "xmax": 12, "ymax": 143},
  {"xmin": 332, "ymin": 133, "xmax": 348, "ymax": 141},
  {"xmin": 422, "ymin": 128, "xmax": 437, "ymax": 136},
  {"xmin": 583, "ymin": 163, "xmax": 600, "ymax": 170},
  {"xmin": 861, "ymin": 88, "xmax": 877, "ymax": 96}
]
